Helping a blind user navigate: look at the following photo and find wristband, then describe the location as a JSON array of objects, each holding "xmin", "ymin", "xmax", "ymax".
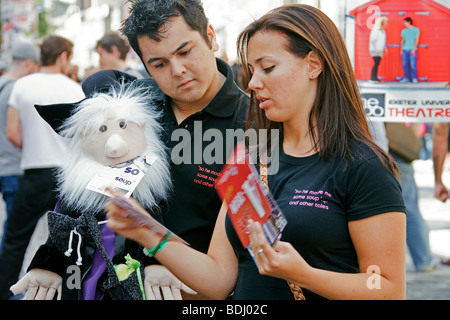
[{"xmin": 143, "ymin": 231, "xmax": 173, "ymax": 258}]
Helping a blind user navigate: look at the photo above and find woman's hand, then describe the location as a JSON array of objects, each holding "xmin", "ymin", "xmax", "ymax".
[
  {"xmin": 104, "ymin": 188, "xmax": 153, "ymax": 245},
  {"xmin": 248, "ymin": 220, "xmax": 311, "ymax": 286}
]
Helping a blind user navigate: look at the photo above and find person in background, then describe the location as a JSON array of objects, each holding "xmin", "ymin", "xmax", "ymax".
[
  {"xmin": 388, "ymin": 125, "xmax": 436, "ymax": 272},
  {"xmin": 105, "ymin": 4, "xmax": 406, "ymax": 300},
  {"xmin": 400, "ymin": 17, "xmax": 420, "ymax": 83},
  {"xmin": 369, "ymin": 16, "xmax": 388, "ymax": 83},
  {"xmin": 0, "ymin": 35, "xmax": 84, "ymax": 300},
  {"xmin": 95, "ymin": 32, "xmax": 148, "ymax": 79},
  {"xmin": 432, "ymin": 122, "xmax": 450, "ymax": 266},
  {"xmin": 0, "ymin": 41, "xmax": 41, "ymax": 248}
]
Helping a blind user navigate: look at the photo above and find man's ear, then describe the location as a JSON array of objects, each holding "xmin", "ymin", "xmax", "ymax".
[
  {"xmin": 307, "ymin": 51, "xmax": 323, "ymax": 79},
  {"xmin": 58, "ymin": 51, "xmax": 69, "ymax": 64},
  {"xmin": 206, "ymin": 24, "xmax": 219, "ymax": 52},
  {"xmin": 110, "ymin": 45, "xmax": 121, "ymax": 57}
]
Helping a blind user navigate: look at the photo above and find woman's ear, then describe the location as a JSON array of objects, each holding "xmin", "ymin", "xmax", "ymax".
[{"xmin": 307, "ymin": 51, "xmax": 323, "ymax": 79}]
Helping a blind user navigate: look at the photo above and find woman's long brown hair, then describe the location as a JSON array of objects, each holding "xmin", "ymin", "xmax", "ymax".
[{"xmin": 237, "ymin": 4, "xmax": 398, "ymax": 176}]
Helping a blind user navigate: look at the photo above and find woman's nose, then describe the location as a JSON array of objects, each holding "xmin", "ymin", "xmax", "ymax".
[{"xmin": 248, "ymin": 75, "xmax": 263, "ymax": 90}]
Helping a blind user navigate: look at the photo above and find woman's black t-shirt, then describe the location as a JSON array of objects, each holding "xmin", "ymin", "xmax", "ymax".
[{"xmin": 225, "ymin": 141, "xmax": 406, "ymax": 300}]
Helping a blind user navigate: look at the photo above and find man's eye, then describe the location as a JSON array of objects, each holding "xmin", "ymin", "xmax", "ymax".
[
  {"xmin": 99, "ymin": 124, "xmax": 108, "ymax": 132},
  {"xmin": 155, "ymin": 62, "xmax": 167, "ymax": 69},
  {"xmin": 180, "ymin": 49, "xmax": 191, "ymax": 56},
  {"xmin": 119, "ymin": 121, "xmax": 127, "ymax": 129}
]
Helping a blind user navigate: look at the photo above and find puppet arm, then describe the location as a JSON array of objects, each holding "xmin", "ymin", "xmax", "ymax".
[
  {"xmin": 143, "ymin": 265, "xmax": 197, "ymax": 300},
  {"xmin": 10, "ymin": 269, "xmax": 62, "ymax": 300},
  {"xmin": 10, "ymin": 235, "xmax": 68, "ymax": 300}
]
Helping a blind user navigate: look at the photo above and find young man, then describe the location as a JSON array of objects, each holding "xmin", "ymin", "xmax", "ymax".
[
  {"xmin": 0, "ymin": 35, "xmax": 84, "ymax": 300},
  {"xmin": 400, "ymin": 17, "xmax": 420, "ymax": 83},
  {"xmin": 120, "ymin": 0, "xmax": 249, "ymax": 299},
  {"xmin": 12, "ymin": 0, "xmax": 248, "ymax": 300}
]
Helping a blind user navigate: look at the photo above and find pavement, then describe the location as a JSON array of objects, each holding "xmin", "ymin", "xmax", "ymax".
[{"xmin": 0, "ymin": 159, "xmax": 450, "ymax": 300}]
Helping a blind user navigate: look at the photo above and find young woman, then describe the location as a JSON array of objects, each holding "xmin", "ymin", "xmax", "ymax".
[
  {"xmin": 369, "ymin": 16, "xmax": 389, "ymax": 82},
  {"xmin": 105, "ymin": 4, "xmax": 406, "ymax": 300}
]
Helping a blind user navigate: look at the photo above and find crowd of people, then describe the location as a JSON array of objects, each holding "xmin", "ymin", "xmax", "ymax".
[{"xmin": 0, "ymin": 0, "xmax": 448, "ymax": 301}]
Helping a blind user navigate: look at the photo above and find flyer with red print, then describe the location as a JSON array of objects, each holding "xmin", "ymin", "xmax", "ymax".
[{"xmin": 215, "ymin": 142, "xmax": 287, "ymax": 257}]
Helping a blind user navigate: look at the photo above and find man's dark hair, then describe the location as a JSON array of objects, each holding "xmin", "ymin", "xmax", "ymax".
[
  {"xmin": 40, "ymin": 35, "xmax": 73, "ymax": 66},
  {"xmin": 121, "ymin": 0, "xmax": 210, "ymax": 59},
  {"xmin": 404, "ymin": 17, "xmax": 413, "ymax": 25},
  {"xmin": 96, "ymin": 32, "xmax": 130, "ymax": 60}
]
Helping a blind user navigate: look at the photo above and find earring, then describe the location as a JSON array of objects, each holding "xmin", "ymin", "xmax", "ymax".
[{"xmin": 310, "ymin": 74, "xmax": 315, "ymax": 78}]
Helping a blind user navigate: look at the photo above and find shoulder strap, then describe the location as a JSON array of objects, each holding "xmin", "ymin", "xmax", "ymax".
[
  {"xmin": 259, "ymin": 152, "xmax": 306, "ymax": 301},
  {"xmin": 259, "ymin": 153, "xmax": 269, "ymax": 189}
]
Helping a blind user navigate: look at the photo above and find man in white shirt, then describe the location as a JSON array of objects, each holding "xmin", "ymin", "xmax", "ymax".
[{"xmin": 0, "ymin": 35, "xmax": 85, "ymax": 299}]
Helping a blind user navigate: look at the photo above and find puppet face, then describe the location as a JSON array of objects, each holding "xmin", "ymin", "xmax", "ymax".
[{"xmin": 81, "ymin": 117, "xmax": 147, "ymax": 166}]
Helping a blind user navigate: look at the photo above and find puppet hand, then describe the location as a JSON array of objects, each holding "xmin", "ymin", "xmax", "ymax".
[
  {"xmin": 144, "ymin": 265, "xmax": 197, "ymax": 300},
  {"xmin": 10, "ymin": 268, "xmax": 62, "ymax": 300}
]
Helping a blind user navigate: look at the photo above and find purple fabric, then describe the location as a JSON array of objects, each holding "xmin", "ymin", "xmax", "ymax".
[
  {"xmin": 54, "ymin": 198, "xmax": 62, "ymax": 212},
  {"xmin": 82, "ymin": 223, "xmax": 115, "ymax": 300}
]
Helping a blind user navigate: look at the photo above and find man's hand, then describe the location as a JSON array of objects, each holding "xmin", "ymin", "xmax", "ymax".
[
  {"xmin": 10, "ymin": 269, "xmax": 62, "ymax": 300},
  {"xmin": 435, "ymin": 182, "xmax": 449, "ymax": 203}
]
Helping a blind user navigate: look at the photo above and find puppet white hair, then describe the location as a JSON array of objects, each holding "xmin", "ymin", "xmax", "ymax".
[{"xmin": 57, "ymin": 82, "xmax": 171, "ymax": 214}]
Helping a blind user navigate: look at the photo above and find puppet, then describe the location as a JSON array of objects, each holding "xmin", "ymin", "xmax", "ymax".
[{"xmin": 9, "ymin": 71, "xmax": 177, "ymax": 300}]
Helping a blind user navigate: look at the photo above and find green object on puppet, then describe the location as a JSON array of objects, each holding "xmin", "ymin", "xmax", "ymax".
[
  {"xmin": 114, "ymin": 254, "xmax": 141, "ymax": 281},
  {"xmin": 114, "ymin": 254, "xmax": 146, "ymax": 300}
]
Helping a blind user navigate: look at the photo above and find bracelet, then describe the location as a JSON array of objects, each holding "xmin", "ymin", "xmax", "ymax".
[{"xmin": 143, "ymin": 231, "xmax": 173, "ymax": 258}]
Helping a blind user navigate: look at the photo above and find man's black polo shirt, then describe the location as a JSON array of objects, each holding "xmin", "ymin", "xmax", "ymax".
[{"xmin": 145, "ymin": 59, "xmax": 249, "ymax": 253}]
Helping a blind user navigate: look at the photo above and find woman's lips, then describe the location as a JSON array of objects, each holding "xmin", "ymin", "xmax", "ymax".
[{"xmin": 257, "ymin": 95, "xmax": 270, "ymax": 109}]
